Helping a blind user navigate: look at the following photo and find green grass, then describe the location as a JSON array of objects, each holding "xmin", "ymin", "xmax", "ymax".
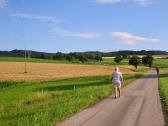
[
  {"xmin": 0, "ymin": 57, "xmax": 72, "ymax": 64},
  {"xmin": 0, "ymin": 56, "xmax": 129, "ymax": 66},
  {"xmin": 0, "ymin": 74, "xmax": 142, "ymax": 126},
  {"xmin": 1, "ymin": 56, "xmax": 168, "ymax": 68},
  {"xmin": 159, "ymin": 68, "xmax": 168, "ymax": 124},
  {"xmin": 153, "ymin": 59, "xmax": 168, "ymax": 68},
  {"xmin": 97, "ymin": 58, "xmax": 168, "ymax": 68},
  {"xmin": 86, "ymin": 59, "xmax": 129, "ymax": 65}
]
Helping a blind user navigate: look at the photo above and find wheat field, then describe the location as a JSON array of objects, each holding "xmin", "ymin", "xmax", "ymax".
[{"xmin": 0, "ymin": 62, "xmax": 139, "ymax": 82}]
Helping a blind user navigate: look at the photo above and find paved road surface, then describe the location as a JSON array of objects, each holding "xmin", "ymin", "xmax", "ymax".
[{"xmin": 56, "ymin": 71, "xmax": 165, "ymax": 126}]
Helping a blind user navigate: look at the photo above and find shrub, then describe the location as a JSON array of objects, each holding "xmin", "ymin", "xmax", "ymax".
[
  {"xmin": 53, "ymin": 52, "xmax": 66, "ymax": 60},
  {"xmin": 114, "ymin": 55, "xmax": 123, "ymax": 64},
  {"xmin": 129, "ymin": 55, "xmax": 141, "ymax": 70},
  {"xmin": 142, "ymin": 55, "xmax": 154, "ymax": 69}
]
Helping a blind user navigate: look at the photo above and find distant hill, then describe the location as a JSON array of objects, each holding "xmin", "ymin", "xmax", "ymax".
[
  {"xmin": 0, "ymin": 49, "xmax": 168, "ymax": 58},
  {"xmin": 0, "ymin": 50, "xmax": 54, "ymax": 58},
  {"xmin": 103, "ymin": 50, "xmax": 168, "ymax": 57}
]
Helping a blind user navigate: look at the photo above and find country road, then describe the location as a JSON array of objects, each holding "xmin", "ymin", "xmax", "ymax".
[{"xmin": 56, "ymin": 71, "xmax": 165, "ymax": 126}]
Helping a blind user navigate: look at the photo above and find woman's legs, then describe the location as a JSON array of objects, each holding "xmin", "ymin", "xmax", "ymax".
[
  {"xmin": 118, "ymin": 88, "xmax": 121, "ymax": 97},
  {"xmin": 115, "ymin": 87, "xmax": 118, "ymax": 98}
]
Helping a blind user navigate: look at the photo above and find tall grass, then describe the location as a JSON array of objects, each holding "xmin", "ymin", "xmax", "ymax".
[
  {"xmin": 159, "ymin": 68, "xmax": 168, "ymax": 124},
  {"xmin": 0, "ymin": 74, "xmax": 142, "ymax": 126},
  {"xmin": 0, "ymin": 104, "xmax": 4, "ymax": 114},
  {"xmin": 36, "ymin": 90, "xmax": 49, "ymax": 102}
]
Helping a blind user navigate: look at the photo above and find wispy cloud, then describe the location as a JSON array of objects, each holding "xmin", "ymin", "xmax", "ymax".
[
  {"xmin": 0, "ymin": 0, "xmax": 8, "ymax": 8},
  {"xmin": 133, "ymin": 0, "xmax": 153, "ymax": 6},
  {"xmin": 54, "ymin": 28, "xmax": 101, "ymax": 39},
  {"xmin": 11, "ymin": 13, "xmax": 62, "ymax": 23},
  {"xmin": 95, "ymin": 0, "xmax": 154, "ymax": 6},
  {"xmin": 111, "ymin": 32, "xmax": 159, "ymax": 44},
  {"xmin": 96, "ymin": 0, "xmax": 121, "ymax": 4}
]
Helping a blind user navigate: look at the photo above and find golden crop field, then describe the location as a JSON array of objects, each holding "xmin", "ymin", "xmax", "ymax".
[{"xmin": 0, "ymin": 62, "xmax": 140, "ymax": 82}]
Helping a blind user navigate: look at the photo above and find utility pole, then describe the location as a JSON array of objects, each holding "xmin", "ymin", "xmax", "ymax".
[{"xmin": 24, "ymin": 48, "xmax": 27, "ymax": 73}]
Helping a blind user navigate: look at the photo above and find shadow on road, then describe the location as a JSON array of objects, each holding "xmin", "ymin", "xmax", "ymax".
[
  {"xmin": 139, "ymin": 73, "xmax": 168, "ymax": 79},
  {"xmin": 34, "ymin": 73, "xmax": 168, "ymax": 93}
]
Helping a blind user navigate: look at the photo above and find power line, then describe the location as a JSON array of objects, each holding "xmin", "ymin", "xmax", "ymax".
[{"xmin": 15, "ymin": 0, "xmax": 28, "ymax": 73}]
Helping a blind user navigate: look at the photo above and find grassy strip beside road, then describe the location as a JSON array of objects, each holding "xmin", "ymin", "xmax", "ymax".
[
  {"xmin": 0, "ymin": 74, "xmax": 142, "ymax": 126},
  {"xmin": 159, "ymin": 68, "xmax": 168, "ymax": 124}
]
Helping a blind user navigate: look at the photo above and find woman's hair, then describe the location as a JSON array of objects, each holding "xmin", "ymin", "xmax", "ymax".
[{"xmin": 115, "ymin": 67, "xmax": 119, "ymax": 71}]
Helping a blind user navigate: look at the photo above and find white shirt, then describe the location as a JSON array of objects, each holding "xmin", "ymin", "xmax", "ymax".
[{"xmin": 112, "ymin": 71, "xmax": 123, "ymax": 83}]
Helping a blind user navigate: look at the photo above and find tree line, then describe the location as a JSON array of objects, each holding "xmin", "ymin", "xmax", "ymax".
[
  {"xmin": 0, "ymin": 49, "xmax": 161, "ymax": 69},
  {"xmin": 104, "ymin": 50, "xmax": 168, "ymax": 57},
  {"xmin": 114, "ymin": 54, "xmax": 154, "ymax": 70},
  {"xmin": 0, "ymin": 49, "xmax": 168, "ymax": 58},
  {"xmin": 32, "ymin": 52, "xmax": 102, "ymax": 62},
  {"xmin": 52, "ymin": 52, "xmax": 103, "ymax": 62}
]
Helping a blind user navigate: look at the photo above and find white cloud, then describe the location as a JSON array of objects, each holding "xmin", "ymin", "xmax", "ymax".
[
  {"xmin": 96, "ymin": 0, "xmax": 121, "ymax": 4},
  {"xmin": 95, "ymin": 0, "xmax": 154, "ymax": 6},
  {"xmin": 133, "ymin": 0, "xmax": 153, "ymax": 6},
  {"xmin": 11, "ymin": 13, "xmax": 61, "ymax": 23},
  {"xmin": 54, "ymin": 28, "xmax": 101, "ymax": 39},
  {"xmin": 111, "ymin": 32, "xmax": 159, "ymax": 44},
  {"xmin": 0, "ymin": 0, "xmax": 8, "ymax": 8}
]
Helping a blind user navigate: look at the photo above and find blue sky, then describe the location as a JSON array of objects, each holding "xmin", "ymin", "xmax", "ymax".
[{"xmin": 0, "ymin": 0, "xmax": 167, "ymax": 53}]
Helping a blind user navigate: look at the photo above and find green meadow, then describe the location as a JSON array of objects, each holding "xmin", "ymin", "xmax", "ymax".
[
  {"xmin": 159, "ymin": 68, "xmax": 168, "ymax": 124},
  {"xmin": 0, "ymin": 56, "xmax": 72, "ymax": 64},
  {"xmin": 0, "ymin": 56, "xmax": 168, "ymax": 67},
  {"xmin": 0, "ymin": 56, "xmax": 167, "ymax": 125},
  {"xmin": 0, "ymin": 56, "xmax": 129, "ymax": 65},
  {"xmin": 153, "ymin": 59, "xmax": 168, "ymax": 68},
  {"xmin": 0, "ymin": 74, "xmax": 142, "ymax": 126}
]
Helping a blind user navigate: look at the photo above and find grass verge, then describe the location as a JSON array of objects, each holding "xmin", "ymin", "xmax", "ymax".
[
  {"xmin": 159, "ymin": 68, "xmax": 168, "ymax": 124},
  {"xmin": 0, "ymin": 73, "xmax": 143, "ymax": 126}
]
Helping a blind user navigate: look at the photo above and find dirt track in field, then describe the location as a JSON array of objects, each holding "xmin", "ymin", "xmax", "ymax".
[{"xmin": 0, "ymin": 62, "xmax": 141, "ymax": 82}]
